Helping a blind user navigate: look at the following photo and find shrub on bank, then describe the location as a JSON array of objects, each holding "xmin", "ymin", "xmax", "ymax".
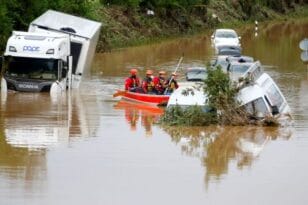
[{"xmin": 0, "ymin": 0, "xmax": 306, "ymax": 51}]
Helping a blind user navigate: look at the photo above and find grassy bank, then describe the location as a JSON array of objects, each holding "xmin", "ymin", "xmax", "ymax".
[
  {"xmin": 0, "ymin": 1, "xmax": 307, "ymax": 52},
  {"xmin": 96, "ymin": 2, "xmax": 308, "ymax": 52}
]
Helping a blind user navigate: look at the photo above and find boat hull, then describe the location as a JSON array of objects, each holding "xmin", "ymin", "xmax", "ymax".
[{"xmin": 120, "ymin": 90, "xmax": 169, "ymax": 106}]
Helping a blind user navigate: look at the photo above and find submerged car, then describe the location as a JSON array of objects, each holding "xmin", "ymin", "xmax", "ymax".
[
  {"xmin": 238, "ymin": 72, "xmax": 291, "ymax": 121},
  {"xmin": 185, "ymin": 67, "xmax": 207, "ymax": 82},
  {"xmin": 211, "ymin": 55, "xmax": 254, "ymax": 72},
  {"xmin": 168, "ymin": 67, "xmax": 207, "ymax": 109},
  {"xmin": 211, "ymin": 29, "xmax": 241, "ymax": 48},
  {"xmin": 227, "ymin": 60, "xmax": 262, "ymax": 82}
]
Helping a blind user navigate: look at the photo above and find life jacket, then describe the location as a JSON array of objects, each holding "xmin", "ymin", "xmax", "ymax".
[
  {"xmin": 153, "ymin": 76, "xmax": 166, "ymax": 94},
  {"xmin": 143, "ymin": 76, "xmax": 154, "ymax": 92},
  {"xmin": 125, "ymin": 75, "xmax": 140, "ymax": 90},
  {"xmin": 130, "ymin": 76, "xmax": 140, "ymax": 88},
  {"xmin": 166, "ymin": 77, "xmax": 179, "ymax": 92}
]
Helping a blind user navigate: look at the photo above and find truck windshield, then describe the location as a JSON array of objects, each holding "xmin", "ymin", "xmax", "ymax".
[{"xmin": 6, "ymin": 57, "xmax": 58, "ymax": 80}]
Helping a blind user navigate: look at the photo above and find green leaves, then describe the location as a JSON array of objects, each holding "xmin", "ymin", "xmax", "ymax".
[
  {"xmin": 0, "ymin": 0, "xmax": 101, "ymax": 51},
  {"xmin": 160, "ymin": 105, "xmax": 217, "ymax": 126},
  {"xmin": 204, "ymin": 66, "xmax": 236, "ymax": 110}
]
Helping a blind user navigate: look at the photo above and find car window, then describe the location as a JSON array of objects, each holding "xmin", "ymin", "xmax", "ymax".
[
  {"xmin": 186, "ymin": 70, "xmax": 207, "ymax": 81},
  {"xmin": 216, "ymin": 31, "xmax": 237, "ymax": 38}
]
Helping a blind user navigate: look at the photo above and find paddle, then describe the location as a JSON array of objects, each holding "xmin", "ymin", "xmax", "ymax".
[
  {"xmin": 164, "ymin": 56, "xmax": 183, "ymax": 95},
  {"xmin": 113, "ymin": 90, "xmax": 127, "ymax": 97}
]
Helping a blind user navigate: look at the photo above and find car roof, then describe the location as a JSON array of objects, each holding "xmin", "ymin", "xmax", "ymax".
[{"xmin": 238, "ymin": 84, "xmax": 265, "ymax": 105}]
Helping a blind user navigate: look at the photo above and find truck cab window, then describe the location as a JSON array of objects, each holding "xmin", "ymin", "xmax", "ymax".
[{"xmin": 6, "ymin": 57, "xmax": 58, "ymax": 80}]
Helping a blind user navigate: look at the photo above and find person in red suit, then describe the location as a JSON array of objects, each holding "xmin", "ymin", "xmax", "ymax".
[
  {"xmin": 153, "ymin": 71, "xmax": 167, "ymax": 94},
  {"xmin": 125, "ymin": 68, "xmax": 141, "ymax": 92},
  {"xmin": 142, "ymin": 70, "xmax": 155, "ymax": 94}
]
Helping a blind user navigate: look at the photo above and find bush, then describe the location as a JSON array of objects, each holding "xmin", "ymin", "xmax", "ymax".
[{"xmin": 160, "ymin": 105, "xmax": 217, "ymax": 126}]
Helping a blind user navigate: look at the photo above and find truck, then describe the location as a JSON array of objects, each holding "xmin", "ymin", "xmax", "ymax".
[{"xmin": 0, "ymin": 10, "xmax": 101, "ymax": 94}]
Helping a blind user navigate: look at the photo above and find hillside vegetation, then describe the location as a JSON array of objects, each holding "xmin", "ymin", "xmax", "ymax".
[{"xmin": 0, "ymin": 0, "xmax": 307, "ymax": 52}]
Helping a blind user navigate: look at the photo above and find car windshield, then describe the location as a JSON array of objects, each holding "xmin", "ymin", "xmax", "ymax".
[
  {"xmin": 186, "ymin": 69, "xmax": 207, "ymax": 81},
  {"xmin": 6, "ymin": 57, "xmax": 58, "ymax": 80},
  {"xmin": 216, "ymin": 31, "xmax": 237, "ymax": 38}
]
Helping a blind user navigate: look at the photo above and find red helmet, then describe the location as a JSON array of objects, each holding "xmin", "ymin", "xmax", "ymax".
[
  {"xmin": 146, "ymin": 70, "xmax": 153, "ymax": 75},
  {"xmin": 130, "ymin": 68, "xmax": 138, "ymax": 75}
]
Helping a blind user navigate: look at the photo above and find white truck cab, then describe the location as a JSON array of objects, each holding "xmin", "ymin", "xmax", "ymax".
[
  {"xmin": 1, "ymin": 10, "xmax": 101, "ymax": 93},
  {"xmin": 2, "ymin": 31, "xmax": 70, "ymax": 92}
]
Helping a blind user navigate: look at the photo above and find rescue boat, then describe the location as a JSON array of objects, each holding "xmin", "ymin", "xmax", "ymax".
[{"xmin": 113, "ymin": 90, "xmax": 170, "ymax": 106}]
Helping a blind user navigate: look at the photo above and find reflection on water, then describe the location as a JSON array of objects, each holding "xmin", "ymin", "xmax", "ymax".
[
  {"xmin": 0, "ymin": 90, "xmax": 102, "ymax": 203},
  {"xmin": 0, "ymin": 91, "xmax": 101, "ymax": 185},
  {"xmin": 0, "ymin": 92, "xmax": 99, "ymax": 149},
  {"xmin": 114, "ymin": 100, "xmax": 163, "ymax": 136},
  {"xmin": 2, "ymin": 93, "xmax": 68, "ymax": 149},
  {"xmin": 163, "ymin": 125, "xmax": 293, "ymax": 187}
]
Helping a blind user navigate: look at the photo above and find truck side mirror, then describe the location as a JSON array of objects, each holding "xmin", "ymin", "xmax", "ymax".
[
  {"xmin": 0, "ymin": 56, "xmax": 3, "ymax": 71},
  {"xmin": 63, "ymin": 61, "xmax": 68, "ymax": 68},
  {"xmin": 62, "ymin": 69, "xmax": 67, "ymax": 78},
  {"xmin": 271, "ymin": 105, "xmax": 279, "ymax": 115}
]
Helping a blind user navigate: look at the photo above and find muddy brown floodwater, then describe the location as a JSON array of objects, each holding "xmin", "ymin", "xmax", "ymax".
[{"xmin": 1, "ymin": 18, "xmax": 308, "ymax": 205}]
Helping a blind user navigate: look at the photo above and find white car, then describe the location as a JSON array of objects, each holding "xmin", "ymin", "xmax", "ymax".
[{"xmin": 211, "ymin": 29, "xmax": 241, "ymax": 48}]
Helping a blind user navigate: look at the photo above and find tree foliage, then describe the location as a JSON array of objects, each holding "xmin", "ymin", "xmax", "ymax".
[
  {"xmin": 0, "ymin": 0, "xmax": 99, "ymax": 50},
  {"xmin": 0, "ymin": 0, "xmax": 305, "ymax": 50}
]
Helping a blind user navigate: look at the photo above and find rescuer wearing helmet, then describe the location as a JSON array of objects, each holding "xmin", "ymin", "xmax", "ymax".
[
  {"xmin": 142, "ymin": 69, "xmax": 155, "ymax": 94},
  {"xmin": 153, "ymin": 70, "xmax": 167, "ymax": 94},
  {"xmin": 125, "ymin": 68, "xmax": 141, "ymax": 92},
  {"xmin": 165, "ymin": 72, "xmax": 179, "ymax": 94}
]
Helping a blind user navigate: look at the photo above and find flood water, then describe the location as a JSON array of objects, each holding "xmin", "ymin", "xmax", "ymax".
[{"xmin": 1, "ymin": 18, "xmax": 308, "ymax": 205}]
